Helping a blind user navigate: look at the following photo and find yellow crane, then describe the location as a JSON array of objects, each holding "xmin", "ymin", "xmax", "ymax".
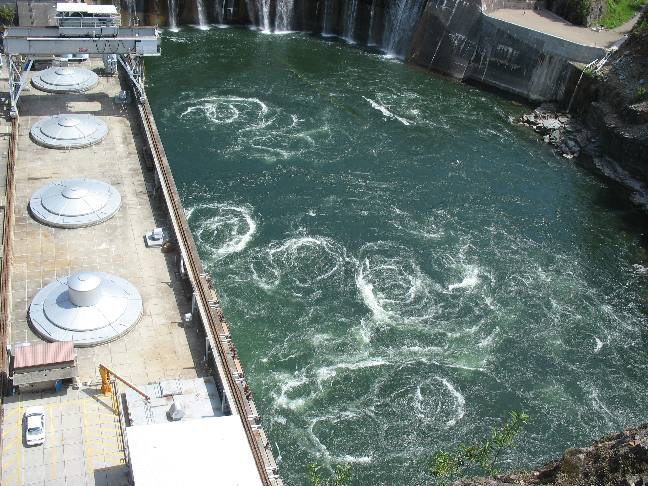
[{"xmin": 99, "ymin": 364, "xmax": 150, "ymax": 401}]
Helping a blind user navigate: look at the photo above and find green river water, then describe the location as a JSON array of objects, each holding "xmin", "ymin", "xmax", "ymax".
[{"xmin": 146, "ymin": 27, "xmax": 648, "ymax": 485}]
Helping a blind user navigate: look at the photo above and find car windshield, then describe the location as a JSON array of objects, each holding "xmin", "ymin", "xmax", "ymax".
[{"xmin": 28, "ymin": 426, "xmax": 42, "ymax": 434}]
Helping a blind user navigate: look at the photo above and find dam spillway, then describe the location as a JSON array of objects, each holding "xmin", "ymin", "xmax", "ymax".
[{"xmin": 147, "ymin": 28, "xmax": 648, "ymax": 485}]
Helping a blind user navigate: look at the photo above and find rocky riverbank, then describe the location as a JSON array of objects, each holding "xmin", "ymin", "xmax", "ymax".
[
  {"xmin": 519, "ymin": 11, "xmax": 648, "ymax": 208},
  {"xmin": 452, "ymin": 422, "xmax": 648, "ymax": 485}
]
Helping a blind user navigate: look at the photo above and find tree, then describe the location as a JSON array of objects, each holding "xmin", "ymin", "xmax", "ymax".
[
  {"xmin": 308, "ymin": 463, "xmax": 352, "ymax": 486},
  {"xmin": 0, "ymin": 6, "xmax": 15, "ymax": 27},
  {"xmin": 430, "ymin": 410, "xmax": 529, "ymax": 484}
]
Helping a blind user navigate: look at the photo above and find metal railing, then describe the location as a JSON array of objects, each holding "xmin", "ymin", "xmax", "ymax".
[{"xmin": 134, "ymin": 83, "xmax": 282, "ymax": 485}]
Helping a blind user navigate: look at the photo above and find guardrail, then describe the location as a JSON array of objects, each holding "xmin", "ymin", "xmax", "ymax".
[
  {"xmin": 133, "ymin": 81, "xmax": 282, "ymax": 485},
  {"xmin": 0, "ymin": 118, "xmax": 18, "ymax": 469}
]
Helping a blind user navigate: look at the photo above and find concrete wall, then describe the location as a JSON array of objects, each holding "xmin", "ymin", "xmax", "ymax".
[
  {"xmin": 484, "ymin": 15, "xmax": 605, "ymax": 63},
  {"xmin": 408, "ymin": 0, "xmax": 588, "ymax": 102},
  {"xmin": 120, "ymin": 0, "xmax": 591, "ymax": 103}
]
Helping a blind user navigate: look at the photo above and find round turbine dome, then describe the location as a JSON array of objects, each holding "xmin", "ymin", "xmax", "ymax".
[
  {"xmin": 32, "ymin": 66, "xmax": 99, "ymax": 93},
  {"xmin": 29, "ymin": 178, "xmax": 121, "ymax": 228},
  {"xmin": 29, "ymin": 271, "xmax": 143, "ymax": 347},
  {"xmin": 30, "ymin": 114, "xmax": 108, "ymax": 149}
]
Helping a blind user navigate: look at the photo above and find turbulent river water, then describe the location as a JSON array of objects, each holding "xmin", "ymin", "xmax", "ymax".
[{"xmin": 146, "ymin": 27, "xmax": 648, "ymax": 485}]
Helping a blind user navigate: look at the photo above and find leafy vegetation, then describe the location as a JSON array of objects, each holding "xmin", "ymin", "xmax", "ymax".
[
  {"xmin": 599, "ymin": 0, "xmax": 646, "ymax": 29},
  {"xmin": 632, "ymin": 11, "xmax": 648, "ymax": 34},
  {"xmin": 637, "ymin": 86, "xmax": 647, "ymax": 101},
  {"xmin": 308, "ymin": 463, "xmax": 352, "ymax": 486},
  {"xmin": 430, "ymin": 411, "xmax": 529, "ymax": 485},
  {"xmin": 0, "ymin": 6, "xmax": 15, "ymax": 26}
]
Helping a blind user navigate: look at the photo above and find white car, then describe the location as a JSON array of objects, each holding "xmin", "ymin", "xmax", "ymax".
[{"xmin": 24, "ymin": 406, "xmax": 46, "ymax": 446}]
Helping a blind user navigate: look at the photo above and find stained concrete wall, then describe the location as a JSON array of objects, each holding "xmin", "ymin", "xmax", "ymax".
[
  {"xmin": 122, "ymin": 0, "xmax": 594, "ymax": 103},
  {"xmin": 408, "ymin": 0, "xmax": 590, "ymax": 102}
]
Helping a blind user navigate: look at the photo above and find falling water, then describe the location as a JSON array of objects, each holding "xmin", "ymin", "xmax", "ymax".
[
  {"xmin": 168, "ymin": 0, "xmax": 179, "ymax": 30},
  {"xmin": 257, "ymin": 0, "xmax": 271, "ymax": 31},
  {"xmin": 383, "ymin": 0, "xmax": 427, "ymax": 58},
  {"xmin": 368, "ymin": 0, "xmax": 378, "ymax": 46},
  {"xmin": 567, "ymin": 54, "xmax": 610, "ymax": 112},
  {"xmin": 275, "ymin": 0, "xmax": 295, "ymax": 32},
  {"xmin": 215, "ymin": 0, "xmax": 226, "ymax": 24},
  {"xmin": 196, "ymin": 0, "xmax": 209, "ymax": 28},
  {"xmin": 125, "ymin": 0, "xmax": 137, "ymax": 25},
  {"xmin": 322, "ymin": 0, "xmax": 334, "ymax": 36},
  {"xmin": 343, "ymin": 0, "xmax": 359, "ymax": 43},
  {"xmin": 243, "ymin": 0, "xmax": 256, "ymax": 26}
]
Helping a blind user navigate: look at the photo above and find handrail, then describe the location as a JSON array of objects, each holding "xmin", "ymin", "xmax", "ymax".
[
  {"xmin": 0, "ymin": 118, "xmax": 18, "ymax": 463},
  {"xmin": 135, "ymin": 91, "xmax": 281, "ymax": 485}
]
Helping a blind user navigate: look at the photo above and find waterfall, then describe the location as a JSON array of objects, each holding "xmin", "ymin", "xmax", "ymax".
[
  {"xmin": 124, "ymin": 0, "xmax": 136, "ymax": 25},
  {"xmin": 196, "ymin": 0, "xmax": 208, "ymax": 28},
  {"xmin": 343, "ymin": 0, "xmax": 359, "ymax": 43},
  {"xmin": 215, "ymin": 0, "xmax": 226, "ymax": 24},
  {"xmin": 168, "ymin": 0, "xmax": 179, "ymax": 30},
  {"xmin": 322, "ymin": 0, "xmax": 333, "ymax": 36},
  {"xmin": 243, "ymin": 0, "xmax": 256, "ymax": 26},
  {"xmin": 275, "ymin": 0, "xmax": 295, "ymax": 32},
  {"xmin": 257, "ymin": 0, "xmax": 271, "ymax": 31},
  {"xmin": 368, "ymin": 0, "xmax": 378, "ymax": 46},
  {"xmin": 383, "ymin": 0, "xmax": 427, "ymax": 58},
  {"xmin": 567, "ymin": 54, "xmax": 610, "ymax": 112}
]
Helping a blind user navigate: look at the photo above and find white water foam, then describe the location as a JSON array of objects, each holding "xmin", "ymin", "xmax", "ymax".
[
  {"xmin": 448, "ymin": 265, "xmax": 480, "ymax": 291},
  {"xmin": 273, "ymin": 372, "xmax": 310, "ymax": 410},
  {"xmin": 251, "ymin": 235, "xmax": 347, "ymax": 293},
  {"xmin": 437, "ymin": 377, "xmax": 466, "ymax": 426},
  {"xmin": 355, "ymin": 242, "xmax": 439, "ymax": 324},
  {"xmin": 363, "ymin": 97, "xmax": 410, "ymax": 126},
  {"xmin": 633, "ymin": 264, "xmax": 648, "ymax": 275},
  {"xmin": 185, "ymin": 203, "xmax": 257, "ymax": 260},
  {"xmin": 315, "ymin": 358, "xmax": 389, "ymax": 386},
  {"xmin": 180, "ymin": 96, "xmax": 269, "ymax": 126}
]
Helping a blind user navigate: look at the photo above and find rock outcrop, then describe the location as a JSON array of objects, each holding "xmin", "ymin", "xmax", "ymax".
[
  {"xmin": 451, "ymin": 422, "xmax": 648, "ymax": 486},
  {"xmin": 537, "ymin": 11, "xmax": 648, "ymax": 189}
]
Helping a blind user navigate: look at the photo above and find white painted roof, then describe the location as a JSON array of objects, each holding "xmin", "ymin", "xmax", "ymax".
[
  {"xmin": 127, "ymin": 416, "xmax": 263, "ymax": 486},
  {"xmin": 56, "ymin": 3, "xmax": 118, "ymax": 15}
]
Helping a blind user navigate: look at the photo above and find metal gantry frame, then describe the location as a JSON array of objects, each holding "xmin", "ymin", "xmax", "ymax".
[
  {"xmin": 7, "ymin": 56, "xmax": 34, "ymax": 118},
  {"xmin": 3, "ymin": 25, "xmax": 160, "ymax": 117}
]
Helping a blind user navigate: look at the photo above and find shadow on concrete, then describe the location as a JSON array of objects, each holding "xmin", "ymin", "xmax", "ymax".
[
  {"xmin": 94, "ymin": 463, "xmax": 131, "ymax": 486},
  {"xmin": 80, "ymin": 386, "xmax": 116, "ymax": 414}
]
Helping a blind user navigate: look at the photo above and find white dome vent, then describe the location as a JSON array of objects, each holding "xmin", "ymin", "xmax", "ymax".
[
  {"xmin": 29, "ymin": 178, "xmax": 121, "ymax": 228},
  {"xmin": 29, "ymin": 271, "xmax": 143, "ymax": 347},
  {"xmin": 32, "ymin": 66, "xmax": 99, "ymax": 93},
  {"xmin": 30, "ymin": 114, "xmax": 108, "ymax": 149}
]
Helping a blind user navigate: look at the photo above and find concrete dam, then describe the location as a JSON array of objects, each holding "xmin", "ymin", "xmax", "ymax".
[
  {"xmin": 121, "ymin": 0, "xmax": 622, "ymax": 103},
  {"xmin": 3, "ymin": 1, "xmax": 647, "ymax": 486}
]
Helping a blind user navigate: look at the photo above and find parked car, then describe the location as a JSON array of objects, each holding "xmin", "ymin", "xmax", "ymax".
[{"xmin": 24, "ymin": 406, "xmax": 46, "ymax": 446}]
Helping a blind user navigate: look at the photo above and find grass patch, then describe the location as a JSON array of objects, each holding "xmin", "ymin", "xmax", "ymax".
[{"xmin": 600, "ymin": 0, "xmax": 646, "ymax": 28}]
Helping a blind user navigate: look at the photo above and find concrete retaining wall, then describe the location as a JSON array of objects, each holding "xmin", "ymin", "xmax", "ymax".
[
  {"xmin": 484, "ymin": 15, "xmax": 605, "ymax": 63},
  {"xmin": 408, "ymin": 0, "xmax": 589, "ymax": 101}
]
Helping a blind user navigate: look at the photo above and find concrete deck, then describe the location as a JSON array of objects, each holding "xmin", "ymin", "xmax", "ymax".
[
  {"xmin": 1, "ymin": 58, "xmax": 209, "ymax": 485},
  {"xmin": 487, "ymin": 8, "xmax": 627, "ymax": 48}
]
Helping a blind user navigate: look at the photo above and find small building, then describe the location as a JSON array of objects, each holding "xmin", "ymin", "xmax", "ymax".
[
  {"xmin": 11, "ymin": 341, "xmax": 78, "ymax": 393},
  {"xmin": 126, "ymin": 416, "xmax": 263, "ymax": 486}
]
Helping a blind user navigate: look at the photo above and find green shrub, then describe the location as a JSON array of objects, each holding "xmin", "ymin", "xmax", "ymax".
[
  {"xmin": 633, "ymin": 12, "xmax": 648, "ymax": 34},
  {"xmin": 308, "ymin": 463, "xmax": 352, "ymax": 486},
  {"xmin": 430, "ymin": 411, "xmax": 529, "ymax": 485},
  {"xmin": 600, "ymin": 0, "xmax": 646, "ymax": 29},
  {"xmin": 637, "ymin": 86, "xmax": 648, "ymax": 101},
  {"xmin": 0, "ymin": 5, "xmax": 15, "ymax": 26}
]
